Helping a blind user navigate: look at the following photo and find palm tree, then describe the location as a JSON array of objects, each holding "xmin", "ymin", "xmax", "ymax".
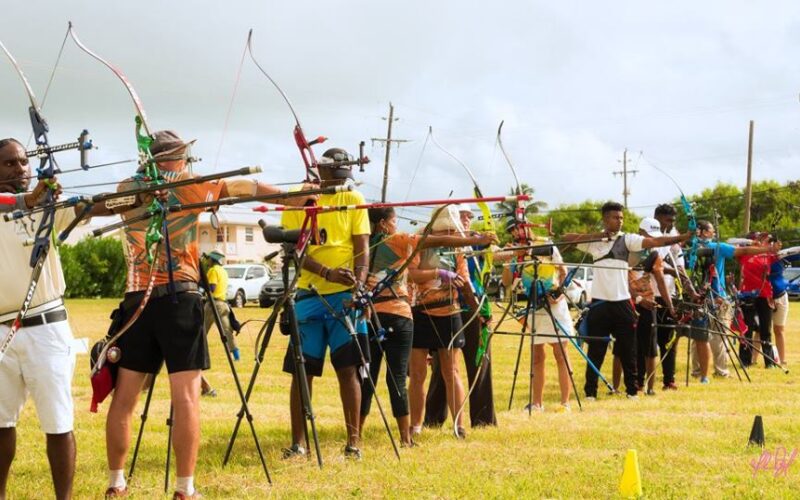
[{"xmin": 495, "ymin": 183, "xmax": 547, "ymax": 220}]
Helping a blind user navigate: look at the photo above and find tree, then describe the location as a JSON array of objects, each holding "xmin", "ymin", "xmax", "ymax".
[{"xmin": 60, "ymin": 237, "xmax": 128, "ymax": 298}]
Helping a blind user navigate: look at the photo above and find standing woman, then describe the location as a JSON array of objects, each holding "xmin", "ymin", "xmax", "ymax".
[
  {"xmin": 503, "ymin": 234, "xmax": 573, "ymax": 412},
  {"xmin": 361, "ymin": 206, "xmax": 495, "ymax": 445},
  {"xmin": 408, "ymin": 206, "xmax": 485, "ymax": 439}
]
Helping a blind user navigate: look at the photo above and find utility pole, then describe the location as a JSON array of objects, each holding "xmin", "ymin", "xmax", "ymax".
[
  {"xmin": 371, "ymin": 102, "xmax": 410, "ymax": 202},
  {"xmin": 612, "ymin": 148, "xmax": 639, "ymax": 208},
  {"xmin": 743, "ymin": 120, "xmax": 755, "ymax": 233}
]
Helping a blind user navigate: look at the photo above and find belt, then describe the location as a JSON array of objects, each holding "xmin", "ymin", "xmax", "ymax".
[
  {"xmin": 775, "ymin": 291, "xmax": 788, "ymax": 300},
  {"xmin": 2, "ymin": 308, "xmax": 68, "ymax": 328},
  {"xmin": 125, "ymin": 281, "xmax": 199, "ymax": 301}
]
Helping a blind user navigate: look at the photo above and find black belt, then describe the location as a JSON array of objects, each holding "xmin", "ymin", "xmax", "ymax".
[
  {"xmin": 775, "ymin": 291, "xmax": 788, "ymax": 300},
  {"xmin": 124, "ymin": 281, "xmax": 199, "ymax": 302},
  {"xmin": 372, "ymin": 295, "xmax": 409, "ymax": 305},
  {"xmin": 2, "ymin": 308, "xmax": 68, "ymax": 328}
]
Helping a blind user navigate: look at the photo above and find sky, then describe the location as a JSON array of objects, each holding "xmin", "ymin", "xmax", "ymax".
[{"xmin": 2, "ymin": 0, "xmax": 799, "ymax": 225}]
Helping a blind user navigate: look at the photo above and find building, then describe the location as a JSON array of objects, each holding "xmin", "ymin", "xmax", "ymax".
[
  {"xmin": 198, "ymin": 209, "xmax": 281, "ymax": 264},
  {"xmin": 64, "ymin": 207, "xmax": 282, "ymax": 267}
]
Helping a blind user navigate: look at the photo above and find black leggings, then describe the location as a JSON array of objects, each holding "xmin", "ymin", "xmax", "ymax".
[
  {"xmin": 635, "ymin": 305, "xmax": 658, "ymax": 387},
  {"xmin": 655, "ymin": 297, "xmax": 678, "ymax": 385},
  {"xmin": 585, "ymin": 300, "xmax": 638, "ymax": 397},
  {"xmin": 360, "ymin": 313, "xmax": 413, "ymax": 418},
  {"xmin": 740, "ymin": 297, "xmax": 775, "ymax": 367}
]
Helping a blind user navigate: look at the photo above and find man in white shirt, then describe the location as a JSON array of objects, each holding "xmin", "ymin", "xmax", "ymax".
[
  {"xmin": 562, "ymin": 202, "xmax": 690, "ymax": 399},
  {"xmin": 652, "ymin": 204, "xmax": 694, "ymax": 390},
  {"xmin": 0, "ymin": 137, "xmax": 77, "ymax": 500}
]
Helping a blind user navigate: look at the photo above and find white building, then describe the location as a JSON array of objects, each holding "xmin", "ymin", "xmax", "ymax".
[{"xmin": 64, "ymin": 207, "xmax": 282, "ymax": 266}]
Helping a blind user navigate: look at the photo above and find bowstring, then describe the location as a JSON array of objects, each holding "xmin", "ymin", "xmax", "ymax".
[
  {"xmin": 212, "ymin": 36, "xmax": 249, "ymax": 173},
  {"xmin": 25, "ymin": 27, "xmax": 70, "ymax": 149}
]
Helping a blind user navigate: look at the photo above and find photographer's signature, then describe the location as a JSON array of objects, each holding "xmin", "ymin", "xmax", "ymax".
[{"xmin": 750, "ymin": 447, "xmax": 797, "ymax": 478}]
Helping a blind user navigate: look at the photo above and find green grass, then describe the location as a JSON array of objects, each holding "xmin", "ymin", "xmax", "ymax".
[{"xmin": 8, "ymin": 299, "xmax": 800, "ymax": 498}]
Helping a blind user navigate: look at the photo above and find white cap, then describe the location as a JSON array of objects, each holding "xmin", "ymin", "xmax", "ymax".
[
  {"xmin": 639, "ymin": 217, "xmax": 662, "ymax": 237},
  {"xmin": 456, "ymin": 203, "xmax": 473, "ymax": 214}
]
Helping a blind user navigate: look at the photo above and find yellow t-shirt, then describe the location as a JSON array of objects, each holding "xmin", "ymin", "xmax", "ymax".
[
  {"xmin": 281, "ymin": 190, "xmax": 370, "ymax": 294},
  {"xmin": 207, "ymin": 264, "xmax": 228, "ymax": 301}
]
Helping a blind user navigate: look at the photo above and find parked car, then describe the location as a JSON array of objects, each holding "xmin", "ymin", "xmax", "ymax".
[
  {"xmin": 259, "ymin": 269, "xmax": 297, "ymax": 308},
  {"xmin": 224, "ymin": 264, "xmax": 270, "ymax": 307},
  {"xmin": 485, "ymin": 275, "xmax": 506, "ymax": 301},
  {"xmin": 785, "ymin": 267, "xmax": 800, "ymax": 300},
  {"xmin": 565, "ymin": 266, "xmax": 593, "ymax": 308}
]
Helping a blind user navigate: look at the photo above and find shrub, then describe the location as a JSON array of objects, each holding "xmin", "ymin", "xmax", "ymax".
[{"xmin": 60, "ymin": 237, "xmax": 127, "ymax": 298}]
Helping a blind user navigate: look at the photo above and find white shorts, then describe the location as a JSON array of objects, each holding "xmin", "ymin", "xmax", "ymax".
[
  {"xmin": 532, "ymin": 298, "xmax": 574, "ymax": 344},
  {"xmin": 0, "ymin": 317, "xmax": 76, "ymax": 434},
  {"xmin": 773, "ymin": 293, "xmax": 789, "ymax": 328}
]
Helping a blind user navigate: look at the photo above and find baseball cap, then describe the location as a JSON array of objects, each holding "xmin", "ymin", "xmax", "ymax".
[{"xmin": 639, "ymin": 217, "xmax": 662, "ymax": 237}]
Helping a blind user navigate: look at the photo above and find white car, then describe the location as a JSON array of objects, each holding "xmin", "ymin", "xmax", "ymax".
[
  {"xmin": 224, "ymin": 264, "xmax": 270, "ymax": 307},
  {"xmin": 565, "ymin": 266, "xmax": 593, "ymax": 308}
]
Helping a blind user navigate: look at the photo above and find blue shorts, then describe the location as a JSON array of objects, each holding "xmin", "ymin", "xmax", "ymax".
[{"xmin": 282, "ymin": 291, "xmax": 368, "ymax": 376}]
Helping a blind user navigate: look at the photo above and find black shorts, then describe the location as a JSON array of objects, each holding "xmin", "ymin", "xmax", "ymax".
[
  {"xmin": 412, "ymin": 311, "xmax": 465, "ymax": 350},
  {"xmin": 115, "ymin": 291, "xmax": 209, "ymax": 374}
]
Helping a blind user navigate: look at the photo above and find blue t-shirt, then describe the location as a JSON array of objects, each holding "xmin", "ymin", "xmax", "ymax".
[
  {"xmin": 698, "ymin": 241, "xmax": 736, "ymax": 298},
  {"xmin": 769, "ymin": 261, "xmax": 788, "ymax": 297},
  {"xmin": 771, "ymin": 252, "xmax": 800, "ymax": 297}
]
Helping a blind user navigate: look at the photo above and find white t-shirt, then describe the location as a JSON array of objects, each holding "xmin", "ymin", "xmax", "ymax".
[
  {"xmin": 653, "ymin": 228, "xmax": 684, "ymax": 298},
  {"xmin": 578, "ymin": 233, "xmax": 644, "ymax": 301},
  {"xmin": 0, "ymin": 209, "xmax": 78, "ymax": 322}
]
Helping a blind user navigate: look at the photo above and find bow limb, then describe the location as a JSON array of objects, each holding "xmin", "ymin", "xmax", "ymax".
[
  {"xmin": 497, "ymin": 120, "xmax": 528, "ymax": 230},
  {"xmin": 246, "ymin": 30, "xmax": 322, "ymax": 184},
  {"xmin": 67, "ymin": 22, "xmax": 154, "ymax": 168},
  {"xmin": 648, "ymin": 160, "xmax": 698, "ymax": 273}
]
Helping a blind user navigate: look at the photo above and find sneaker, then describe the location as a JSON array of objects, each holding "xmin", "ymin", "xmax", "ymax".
[
  {"xmin": 607, "ymin": 388, "xmax": 620, "ymax": 396},
  {"xmin": 105, "ymin": 487, "xmax": 128, "ymax": 498},
  {"xmin": 626, "ymin": 393, "xmax": 638, "ymax": 400},
  {"xmin": 713, "ymin": 371, "xmax": 730, "ymax": 378},
  {"xmin": 201, "ymin": 388, "xmax": 217, "ymax": 398},
  {"xmin": 281, "ymin": 443, "xmax": 306, "ymax": 459},
  {"xmin": 690, "ymin": 371, "xmax": 701, "ymax": 379},
  {"xmin": 524, "ymin": 403, "xmax": 545, "ymax": 413},
  {"xmin": 232, "ymin": 348, "xmax": 241, "ymax": 361},
  {"xmin": 700, "ymin": 376, "xmax": 710, "ymax": 384},
  {"xmin": 455, "ymin": 427, "xmax": 467, "ymax": 440},
  {"xmin": 662, "ymin": 382, "xmax": 678, "ymax": 391},
  {"xmin": 585, "ymin": 396, "xmax": 597, "ymax": 401},
  {"xmin": 173, "ymin": 492, "xmax": 201, "ymax": 500},
  {"xmin": 344, "ymin": 445, "xmax": 362, "ymax": 460},
  {"xmin": 557, "ymin": 403, "xmax": 571, "ymax": 413},
  {"xmin": 645, "ymin": 389, "xmax": 656, "ymax": 396}
]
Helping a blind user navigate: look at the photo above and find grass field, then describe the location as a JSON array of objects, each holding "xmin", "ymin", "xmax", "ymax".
[{"xmin": 7, "ymin": 299, "xmax": 800, "ymax": 498}]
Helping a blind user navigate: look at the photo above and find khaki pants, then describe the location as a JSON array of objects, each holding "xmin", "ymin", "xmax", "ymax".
[
  {"xmin": 691, "ymin": 300, "xmax": 732, "ymax": 376},
  {"xmin": 204, "ymin": 298, "xmax": 237, "ymax": 352}
]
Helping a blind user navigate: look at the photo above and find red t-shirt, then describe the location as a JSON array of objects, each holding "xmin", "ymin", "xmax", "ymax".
[{"xmin": 738, "ymin": 253, "xmax": 776, "ymax": 298}]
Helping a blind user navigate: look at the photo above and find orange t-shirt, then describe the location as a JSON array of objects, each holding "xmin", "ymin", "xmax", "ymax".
[
  {"xmin": 367, "ymin": 232, "xmax": 421, "ymax": 319},
  {"xmin": 410, "ymin": 246, "xmax": 469, "ymax": 317},
  {"xmin": 120, "ymin": 173, "xmax": 225, "ymax": 292}
]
